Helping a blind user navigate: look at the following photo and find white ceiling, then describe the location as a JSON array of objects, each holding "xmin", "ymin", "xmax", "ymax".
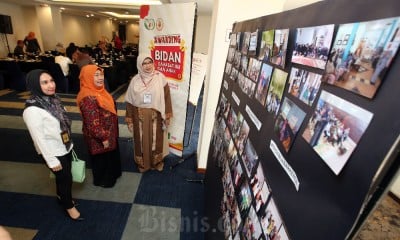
[{"xmin": 1, "ymin": 0, "xmax": 213, "ymax": 21}]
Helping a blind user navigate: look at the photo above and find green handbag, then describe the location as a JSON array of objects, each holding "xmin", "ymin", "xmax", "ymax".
[
  {"xmin": 50, "ymin": 149, "xmax": 86, "ymax": 183},
  {"xmin": 70, "ymin": 149, "xmax": 86, "ymax": 183}
]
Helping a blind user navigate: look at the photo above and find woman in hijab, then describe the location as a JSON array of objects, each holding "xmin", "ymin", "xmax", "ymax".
[
  {"xmin": 23, "ymin": 69, "xmax": 83, "ymax": 221},
  {"xmin": 125, "ymin": 54, "xmax": 173, "ymax": 172},
  {"xmin": 77, "ymin": 65, "xmax": 121, "ymax": 188}
]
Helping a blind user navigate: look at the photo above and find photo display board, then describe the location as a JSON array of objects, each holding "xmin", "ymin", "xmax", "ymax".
[{"xmin": 204, "ymin": 0, "xmax": 400, "ymax": 239}]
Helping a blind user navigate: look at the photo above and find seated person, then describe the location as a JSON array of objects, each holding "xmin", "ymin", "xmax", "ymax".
[
  {"xmin": 55, "ymin": 52, "xmax": 73, "ymax": 77},
  {"xmin": 66, "ymin": 45, "xmax": 81, "ymax": 63},
  {"xmin": 14, "ymin": 40, "xmax": 25, "ymax": 57},
  {"xmin": 94, "ymin": 40, "xmax": 110, "ymax": 57},
  {"xmin": 76, "ymin": 50, "xmax": 94, "ymax": 69},
  {"xmin": 55, "ymin": 42, "xmax": 66, "ymax": 55}
]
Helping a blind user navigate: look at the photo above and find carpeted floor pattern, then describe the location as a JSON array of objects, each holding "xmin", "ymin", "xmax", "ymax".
[
  {"xmin": 0, "ymin": 86, "xmax": 398, "ymax": 240},
  {"xmin": 0, "ymin": 86, "xmax": 205, "ymax": 240}
]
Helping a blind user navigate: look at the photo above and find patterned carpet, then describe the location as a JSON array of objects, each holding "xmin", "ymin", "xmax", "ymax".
[
  {"xmin": 0, "ymin": 86, "xmax": 205, "ymax": 240},
  {"xmin": 0, "ymin": 86, "xmax": 398, "ymax": 239},
  {"xmin": 355, "ymin": 194, "xmax": 400, "ymax": 240}
]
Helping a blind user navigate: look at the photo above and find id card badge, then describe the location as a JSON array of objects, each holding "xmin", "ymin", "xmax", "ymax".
[
  {"xmin": 61, "ymin": 131, "xmax": 71, "ymax": 145},
  {"xmin": 143, "ymin": 92, "xmax": 152, "ymax": 104}
]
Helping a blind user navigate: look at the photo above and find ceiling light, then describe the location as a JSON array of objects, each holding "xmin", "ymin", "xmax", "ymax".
[
  {"xmin": 102, "ymin": 12, "xmax": 140, "ymax": 19},
  {"xmin": 49, "ymin": 0, "xmax": 162, "ymax": 5}
]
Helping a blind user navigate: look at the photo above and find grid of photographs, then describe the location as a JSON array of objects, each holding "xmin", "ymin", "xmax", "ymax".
[
  {"xmin": 291, "ymin": 24, "xmax": 335, "ymax": 70},
  {"xmin": 322, "ymin": 16, "xmax": 400, "ymax": 99},
  {"xmin": 302, "ymin": 90, "xmax": 373, "ymax": 175},
  {"xmin": 217, "ymin": 14, "xmax": 398, "ymax": 238}
]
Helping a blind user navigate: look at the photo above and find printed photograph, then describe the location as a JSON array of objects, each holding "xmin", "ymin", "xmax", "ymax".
[
  {"xmin": 242, "ymin": 77, "xmax": 256, "ymax": 98},
  {"xmin": 223, "ymin": 210, "xmax": 232, "ymax": 239},
  {"xmin": 274, "ymin": 98, "xmax": 306, "ymax": 152},
  {"xmin": 230, "ymin": 32, "xmax": 237, "ymax": 48},
  {"xmin": 271, "ymin": 28, "xmax": 289, "ymax": 68},
  {"xmin": 258, "ymin": 29, "xmax": 275, "ymax": 62},
  {"xmin": 240, "ymin": 54, "xmax": 249, "ymax": 75},
  {"xmin": 255, "ymin": 63, "xmax": 274, "ymax": 106},
  {"xmin": 292, "ymin": 24, "xmax": 335, "ymax": 69},
  {"xmin": 233, "ymin": 50, "xmax": 241, "ymax": 69},
  {"xmin": 238, "ymin": 179, "xmax": 252, "ymax": 218},
  {"xmin": 241, "ymin": 32, "xmax": 251, "ymax": 55},
  {"xmin": 251, "ymin": 164, "xmax": 271, "ymax": 214},
  {"xmin": 248, "ymin": 30, "xmax": 259, "ymax": 56},
  {"xmin": 229, "ymin": 67, "xmax": 239, "ymax": 82},
  {"xmin": 260, "ymin": 198, "xmax": 287, "ymax": 240},
  {"xmin": 222, "ymin": 161, "xmax": 234, "ymax": 195},
  {"xmin": 227, "ymin": 139, "xmax": 238, "ymax": 168},
  {"xmin": 223, "ymin": 100, "xmax": 231, "ymax": 119},
  {"xmin": 275, "ymin": 225, "xmax": 291, "ymax": 240},
  {"xmin": 266, "ymin": 68, "xmax": 289, "ymax": 116},
  {"xmin": 322, "ymin": 17, "xmax": 400, "ymax": 99},
  {"xmin": 215, "ymin": 92, "xmax": 227, "ymax": 119},
  {"xmin": 227, "ymin": 107, "xmax": 238, "ymax": 136},
  {"xmin": 230, "ymin": 197, "xmax": 242, "ymax": 237},
  {"xmin": 231, "ymin": 149, "xmax": 244, "ymax": 189},
  {"xmin": 247, "ymin": 57, "xmax": 262, "ymax": 82},
  {"xmin": 211, "ymin": 116, "xmax": 226, "ymax": 167},
  {"xmin": 235, "ymin": 119, "xmax": 250, "ymax": 155},
  {"xmin": 255, "ymin": 182, "xmax": 271, "ymax": 214},
  {"xmin": 225, "ymin": 62, "xmax": 232, "ymax": 75},
  {"xmin": 241, "ymin": 206, "xmax": 263, "ymax": 240},
  {"xmin": 227, "ymin": 47, "xmax": 236, "ymax": 63},
  {"xmin": 287, "ymin": 67, "xmax": 322, "ymax": 106},
  {"xmin": 231, "ymin": 110, "xmax": 244, "ymax": 142},
  {"xmin": 236, "ymin": 32, "xmax": 242, "ymax": 51},
  {"xmin": 241, "ymin": 139, "xmax": 259, "ymax": 178},
  {"xmin": 251, "ymin": 163, "xmax": 265, "ymax": 196},
  {"xmin": 302, "ymin": 90, "xmax": 374, "ymax": 175}
]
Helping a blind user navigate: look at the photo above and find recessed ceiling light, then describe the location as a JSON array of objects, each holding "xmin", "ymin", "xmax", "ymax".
[{"xmin": 102, "ymin": 12, "xmax": 140, "ymax": 19}]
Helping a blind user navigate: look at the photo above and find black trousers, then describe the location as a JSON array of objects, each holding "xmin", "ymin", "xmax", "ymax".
[
  {"xmin": 49, "ymin": 151, "xmax": 74, "ymax": 209},
  {"xmin": 90, "ymin": 146, "xmax": 121, "ymax": 187}
]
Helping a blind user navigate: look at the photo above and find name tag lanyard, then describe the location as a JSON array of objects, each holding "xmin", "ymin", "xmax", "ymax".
[{"xmin": 141, "ymin": 76, "xmax": 154, "ymax": 104}]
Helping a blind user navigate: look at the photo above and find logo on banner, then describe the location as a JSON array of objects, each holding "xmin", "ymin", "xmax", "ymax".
[
  {"xmin": 149, "ymin": 34, "xmax": 186, "ymax": 81},
  {"xmin": 144, "ymin": 19, "xmax": 155, "ymax": 30},
  {"xmin": 156, "ymin": 18, "xmax": 164, "ymax": 31}
]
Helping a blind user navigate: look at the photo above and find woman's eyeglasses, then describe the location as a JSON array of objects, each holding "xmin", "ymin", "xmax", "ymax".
[{"xmin": 142, "ymin": 61, "xmax": 153, "ymax": 66}]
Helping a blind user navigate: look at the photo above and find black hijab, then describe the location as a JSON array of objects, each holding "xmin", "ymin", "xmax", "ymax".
[{"xmin": 25, "ymin": 69, "xmax": 72, "ymax": 137}]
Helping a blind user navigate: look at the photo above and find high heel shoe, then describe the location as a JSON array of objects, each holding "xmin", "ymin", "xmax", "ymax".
[
  {"xmin": 65, "ymin": 208, "xmax": 84, "ymax": 221},
  {"xmin": 69, "ymin": 215, "xmax": 85, "ymax": 221}
]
